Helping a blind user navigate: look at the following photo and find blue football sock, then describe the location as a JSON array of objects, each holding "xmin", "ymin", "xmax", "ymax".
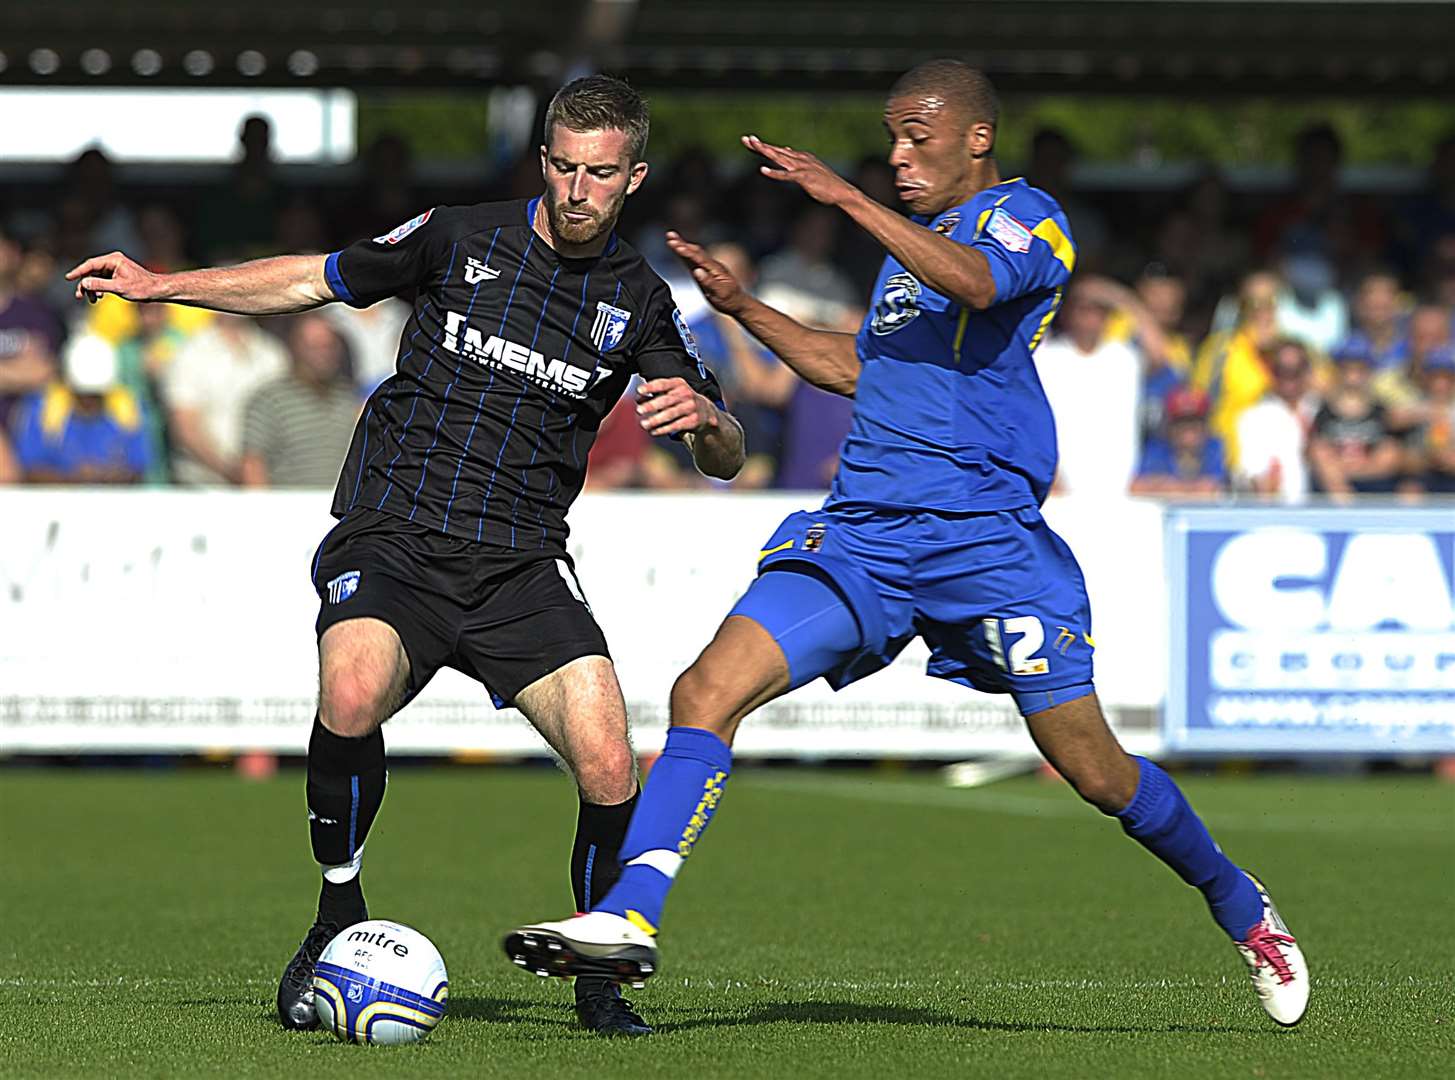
[
  {"xmin": 594, "ymin": 726, "xmax": 733, "ymax": 933},
  {"xmin": 1116, "ymin": 756, "xmax": 1263, "ymax": 940}
]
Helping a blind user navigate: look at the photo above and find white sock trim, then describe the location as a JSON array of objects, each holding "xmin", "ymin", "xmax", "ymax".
[
  {"xmin": 627, "ymin": 849, "xmax": 683, "ymax": 880},
  {"xmin": 322, "ymin": 848, "xmax": 364, "ymax": 884}
]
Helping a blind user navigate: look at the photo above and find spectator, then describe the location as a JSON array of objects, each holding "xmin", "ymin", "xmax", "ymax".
[
  {"xmin": 0, "ymin": 225, "xmax": 61, "ymax": 433},
  {"xmin": 162, "ymin": 313, "xmax": 288, "ymax": 485},
  {"xmin": 1273, "ymin": 235, "xmax": 1348, "ymax": 354},
  {"xmin": 686, "ymin": 243, "xmax": 796, "ymax": 489},
  {"xmin": 759, "ymin": 205, "xmax": 858, "ymax": 312},
  {"xmin": 1195, "ymin": 271, "xmax": 1287, "ymax": 470},
  {"xmin": 754, "ymin": 283, "xmax": 858, "ymax": 490},
  {"xmin": 1308, "ymin": 340, "xmax": 1403, "ymax": 499},
  {"xmin": 115, "ymin": 302, "xmax": 189, "ymax": 484},
  {"xmin": 1080, "ymin": 265, "xmax": 1191, "ymax": 450},
  {"xmin": 1035, "ymin": 287, "xmax": 1142, "ymax": 496},
  {"xmin": 1373, "ymin": 303, "xmax": 1453, "ymax": 431},
  {"xmin": 321, "ymin": 296, "xmax": 412, "ymax": 394},
  {"xmin": 336, "ymin": 132, "xmax": 422, "ymax": 242},
  {"xmin": 584, "ymin": 388, "xmax": 693, "ymax": 491},
  {"xmin": 239, "ymin": 314, "xmax": 360, "ymax": 488},
  {"xmin": 274, "ymin": 196, "xmax": 330, "ymax": 256},
  {"xmin": 1178, "ymin": 170, "xmax": 1250, "ymax": 308},
  {"xmin": 86, "ymin": 205, "xmax": 214, "ymax": 348},
  {"xmin": 1234, "ymin": 339, "xmax": 1319, "ymax": 501},
  {"xmin": 1400, "ymin": 345, "xmax": 1455, "ymax": 495},
  {"xmin": 1024, "ymin": 127, "xmax": 1109, "ymax": 270},
  {"xmin": 1420, "ymin": 232, "xmax": 1455, "ymax": 312},
  {"xmin": 1131, "ymin": 386, "xmax": 1227, "ymax": 498},
  {"xmin": 1338, "ymin": 268, "xmax": 1409, "ymax": 370},
  {"xmin": 1208, "ymin": 255, "xmax": 1347, "ymax": 353},
  {"xmin": 195, "ymin": 115, "xmax": 280, "ymax": 262},
  {"xmin": 10, "ymin": 334, "xmax": 150, "ymax": 484},
  {"xmin": 1392, "ymin": 134, "xmax": 1455, "ymax": 277},
  {"xmin": 840, "ymin": 155, "xmax": 901, "ymax": 297},
  {"xmin": 1254, "ymin": 123, "xmax": 1384, "ymax": 271},
  {"xmin": 58, "ymin": 148, "xmax": 141, "ymax": 258}
]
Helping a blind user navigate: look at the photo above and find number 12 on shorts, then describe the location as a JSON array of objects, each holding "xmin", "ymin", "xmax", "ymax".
[{"xmin": 984, "ymin": 616, "xmax": 1049, "ymax": 676}]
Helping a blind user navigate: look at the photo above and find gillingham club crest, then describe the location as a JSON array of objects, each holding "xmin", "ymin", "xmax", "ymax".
[{"xmin": 591, "ymin": 302, "xmax": 632, "ymax": 353}]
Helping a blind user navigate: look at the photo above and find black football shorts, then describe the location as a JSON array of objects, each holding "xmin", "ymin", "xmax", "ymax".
[{"xmin": 310, "ymin": 508, "xmax": 610, "ymax": 707}]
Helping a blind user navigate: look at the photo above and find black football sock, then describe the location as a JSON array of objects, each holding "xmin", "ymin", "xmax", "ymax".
[
  {"xmin": 572, "ymin": 789, "xmax": 638, "ymax": 998},
  {"xmin": 570, "ymin": 788, "xmax": 639, "ymax": 913},
  {"xmin": 318, "ymin": 874, "xmax": 366, "ymax": 929},
  {"xmin": 306, "ymin": 714, "xmax": 386, "ymax": 925}
]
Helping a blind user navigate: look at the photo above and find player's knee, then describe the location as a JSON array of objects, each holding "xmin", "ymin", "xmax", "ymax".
[
  {"xmin": 669, "ymin": 664, "xmax": 738, "ymax": 737},
  {"xmin": 571, "ymin": 738, "xmax": 637, "ymax": 803},
  {"xmin": 319, "ymin": 673, "xmax": 388, "ymax": 738},
  {"xmin": 1068, "ymin": 762, "xmax": 1138, "ymax": 815}
]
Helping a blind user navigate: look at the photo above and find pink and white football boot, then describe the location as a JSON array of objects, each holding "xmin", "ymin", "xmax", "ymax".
[{"xmin": 1235, "ymin": 872, "xmax": 1310, "ymax": 1026}]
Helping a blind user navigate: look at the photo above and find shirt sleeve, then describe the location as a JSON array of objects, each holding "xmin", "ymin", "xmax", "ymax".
[
  {"xmin": 961, "ymin": 191, "xmax": 1077, "ymax": 305},
  {"xmin": 325, "ymin": 208, "xmax": 452, "ymax": 309},
  {"xmin": 632, "ymin": 289, "xmax": 725, "ymax": 407}
]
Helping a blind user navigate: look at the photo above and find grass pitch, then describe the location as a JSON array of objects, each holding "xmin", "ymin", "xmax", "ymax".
[{"xmin": 1, "ymin": 764, "xmax": 1451, "ymax": 1078}]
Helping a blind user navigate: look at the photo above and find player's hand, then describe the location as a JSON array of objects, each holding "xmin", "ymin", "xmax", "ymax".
[
  {"xmin": 637, "ymin": 377, "xmax": 718, "ymax": 438},
  {"xmin": 665, "ymin": 232, "xmax": 748, "ymax": 316},
  {"xmin": 743, "ymin": 134, "xmax": 858, "ymax": 207},
  {"xmin": 65, "ymin": 251, "xmax": 162, "ymax": 304}
]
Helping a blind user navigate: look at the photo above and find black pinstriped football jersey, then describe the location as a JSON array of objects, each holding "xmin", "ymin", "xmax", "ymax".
[{"xmin": 324, "ymin": 198, "xmax": 722, "ymax": 550}]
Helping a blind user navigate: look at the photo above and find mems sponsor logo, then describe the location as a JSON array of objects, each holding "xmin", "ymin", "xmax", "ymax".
[{"xmin": 442, "ymin": 312, "xmax": 610, "ymax": 398}]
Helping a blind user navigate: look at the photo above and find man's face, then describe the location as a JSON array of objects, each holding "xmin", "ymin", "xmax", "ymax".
[
  {"xmin": 1356, "ymin": 275, "xmax": 1400, "ymax": 332},
  {"xmin": 1064, "ymin": 295, "xmax": 1108, "ymax": 349},
  {"xmin": 1138, "ymin": 276, "xmax": 1185, "ymax": 331},
  {"xmin": 883, "ymin": 93, "xmax": 990, "ymax": 217},
  {"xmin": 1337, "ymin": 359, "xmax": 1373, "ymax": 392},
  {"xmin": 1169, "ymin": 417, "xmax": 1207, "ymax": 453},
  {"xmin": 540, "ymin": 125, "xmax": 647, "ymax": 246},
  {"xmin": 290, "ymin": 317, "xmax": 344, "ymax": 383},
  {"xmin": 1425, "ymin": 367, "xmax": 1455, "ymax": 402},
  {"xmin": 1409, "ymin": 306, "xmax": 1450, "ymax": 361},
  {"xmin": 1270, "ymin": 347, "xmax": 1311, "ymax": 402}
]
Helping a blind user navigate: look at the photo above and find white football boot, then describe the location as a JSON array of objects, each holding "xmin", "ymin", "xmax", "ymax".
[
  {"xmin": 504, "ymin": 911, "xmax": 660, "ymax": 987},
  {"xmin": 1235, "ymin": 872, "xmax": 1310, "ymax": 1026}
]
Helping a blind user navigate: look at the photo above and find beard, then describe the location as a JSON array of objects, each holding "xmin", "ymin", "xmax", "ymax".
[{"xmin": 546, "ymin": 187, "xmax": 627, "ymax": 246}]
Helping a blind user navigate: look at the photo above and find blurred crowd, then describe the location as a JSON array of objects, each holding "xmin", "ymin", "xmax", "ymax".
[{"xmin": 2, "ymin": 117, "xmax": 1453, "ymax": 502}]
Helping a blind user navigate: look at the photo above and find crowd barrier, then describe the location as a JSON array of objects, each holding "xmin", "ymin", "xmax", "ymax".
[{"xmin": 1, "ymin": 489, "xmax": 1449, "ymax": 757}]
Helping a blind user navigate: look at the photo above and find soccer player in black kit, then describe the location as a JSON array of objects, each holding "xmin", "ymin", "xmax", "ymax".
[{"xmin": 67, "ymin": 75, "xmax": 745, "ymax": 1037}]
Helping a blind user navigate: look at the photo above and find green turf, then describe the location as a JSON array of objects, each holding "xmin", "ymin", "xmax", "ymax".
[{"xmin": 1, "ymin": 765, "xmax": 1451, "ymax": 1078}]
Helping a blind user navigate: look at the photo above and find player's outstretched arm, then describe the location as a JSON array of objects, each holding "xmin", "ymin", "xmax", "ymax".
[
  {"xmin": 66, "ymin": 252, "xmax": 335, "ymax": 315},
  {"xmin": 667, "ymin": 231, "xmax": 860, "ymax": 396},
  {"xmin": 744, "ymin": 135, "xmax": 998, "ymax": 311}
]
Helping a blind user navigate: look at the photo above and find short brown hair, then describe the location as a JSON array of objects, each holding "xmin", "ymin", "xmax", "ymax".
[
  {"xmin": 544, "ymin": 74, "xmax": 650, "ymax": 162},
  {"xmin": 890, "ymin": 59, "xmax": 999, "ymax": 129}
]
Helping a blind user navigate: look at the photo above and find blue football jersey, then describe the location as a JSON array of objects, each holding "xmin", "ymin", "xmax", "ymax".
[{"xmin": 833, "ymin": 178, "xmax": 1076, "ymax": 512}]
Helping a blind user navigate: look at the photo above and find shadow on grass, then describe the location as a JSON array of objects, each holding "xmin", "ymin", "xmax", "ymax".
[
  {"xmin": 444, "ymin": 994, "xmax": 576, "ymax": 1027},
  {"xmin": 654, "ymin": 1000, "xmax": 1266, "ymax": 1036}
]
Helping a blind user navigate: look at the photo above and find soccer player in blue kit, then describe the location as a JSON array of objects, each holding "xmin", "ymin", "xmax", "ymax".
[{"xmin": 506, "ymin": 60, "xmax": 1309, "ymax": 1029}]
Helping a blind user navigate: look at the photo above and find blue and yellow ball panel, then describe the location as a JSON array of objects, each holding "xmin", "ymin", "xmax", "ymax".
[{"xmin": 312, "ymin": 961, "xmax": 447, "ymax": 1045}]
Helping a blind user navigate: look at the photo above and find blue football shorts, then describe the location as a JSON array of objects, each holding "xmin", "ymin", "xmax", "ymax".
[{"xmin": 729, "ymin": 505, "xmax": 1096, "ymax": 716}]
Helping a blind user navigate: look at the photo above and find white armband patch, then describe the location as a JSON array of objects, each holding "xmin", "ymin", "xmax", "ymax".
[
  {"xmin": 985, "ymin": 207, "xmax": 1032, "ymax": 254},
  {"xmin": 373, "ymin": 209, "xmax": 434, "ymax": 245}
]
